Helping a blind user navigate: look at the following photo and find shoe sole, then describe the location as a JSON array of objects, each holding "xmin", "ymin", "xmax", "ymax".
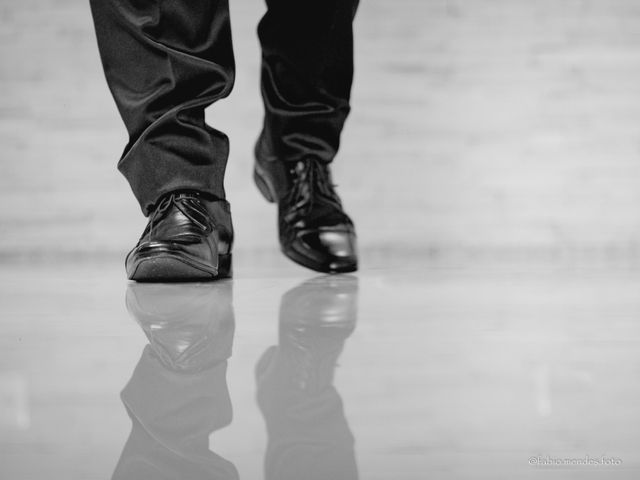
[
  {"xmin": 282, "ymin": 245, "xmax": 358, "ymax": 274},
  {"xmin": 128, "ymin": 253, "xmax": 232, "ymax": 282}
]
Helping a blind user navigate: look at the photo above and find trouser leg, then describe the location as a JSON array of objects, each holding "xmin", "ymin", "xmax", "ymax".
[
  {"xmin": 90, "ymin": 0, "xmax": 235, "ymax": 215},
  {"xmin": 257, "ymin": 0, "xmax": 360, "ymax": 164}
]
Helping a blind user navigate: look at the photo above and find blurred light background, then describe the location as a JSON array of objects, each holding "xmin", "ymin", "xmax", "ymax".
[{"xmin": 2, "ymin": 0, "xmax": 640, "ymax": 266}]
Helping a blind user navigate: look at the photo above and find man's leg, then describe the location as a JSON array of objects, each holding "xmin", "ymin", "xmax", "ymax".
[
  {"xmin": 90, "ymin": 0, "xmax": 235, "ymax": 214},
  {"xmin": 90, "ymin": 0, "xmax": 235, "ymax": 281},
  {"xmin": 254, "ymin": 0, "xmax": 360, "ymax": 273},
  {"xmin": 257, "ymin": 0, "xmax": 359, "ymax": 165}
]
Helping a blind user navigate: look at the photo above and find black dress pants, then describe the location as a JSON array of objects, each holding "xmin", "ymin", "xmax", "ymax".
[{"xmin": 90, "ymin": 0, "xmax": 359, "ymax": 215}]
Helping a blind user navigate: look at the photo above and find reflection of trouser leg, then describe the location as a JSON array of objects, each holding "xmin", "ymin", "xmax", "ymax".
[
  {"xmin": 114, "ymin": 283, "xmax": 238, "ymax": 478},
  {"xmin": 256, "ymin": 341, "xmax": 358, "ymax": 480},
  {"xmin": 113, "ymin": 346, "xmax": 238, "ymax": 479},
  {"xmin": 256, "ymin": 278, "xmax": 360, "ymax": 480},
  {"xmin": 258, "ymin": 0, "xmax": 360, "ymax": 164},
  {"xmin": 90, "ymin": 0, "xmax": 235, "ymax": 214}
]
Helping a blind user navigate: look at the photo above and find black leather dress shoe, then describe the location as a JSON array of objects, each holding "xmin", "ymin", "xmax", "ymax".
[
  {"xmin": 126, "ymin": 191, "xmax": 233, "ymax": 282},
  {"xmin": 254, "ymin": 143, "xmax": 358, "ymax": 273}
]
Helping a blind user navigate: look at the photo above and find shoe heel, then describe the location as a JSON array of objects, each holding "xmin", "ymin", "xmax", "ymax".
[
  {"xmin": 218, "ymin": 253, "xmax": 233, "ymax": 278},
  {"xmin": 253, "ymin": 167, "xmax": 276, "ymax": 204}
]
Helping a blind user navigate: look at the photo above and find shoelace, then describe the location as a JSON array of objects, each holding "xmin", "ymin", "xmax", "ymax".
[
  {"xmin": 146, "ymin": 193, "xmax": 210, "ymax": 238},
  {"xmin": 285, "ymin": 158, "xmax": 344, "ymax": 221}
]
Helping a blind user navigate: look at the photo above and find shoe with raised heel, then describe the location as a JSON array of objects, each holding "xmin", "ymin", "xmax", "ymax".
[{"xmin": 254, "ymin": 139, "xmax": 358, "ymax": 273}]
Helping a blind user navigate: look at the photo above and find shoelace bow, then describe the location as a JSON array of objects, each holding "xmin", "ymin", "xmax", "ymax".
[{"xmin": 146, "ymin": 193, "xmax": 210, "ymax": 238}]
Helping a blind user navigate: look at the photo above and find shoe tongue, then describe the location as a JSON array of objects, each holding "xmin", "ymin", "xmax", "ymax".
[
  {"xmin": 289, "ymin": 163, "xmax": 349, "ymax": 224},
  {"xmin": 168, "ymin": 191, "xmax": 204, "ymax": 207}
]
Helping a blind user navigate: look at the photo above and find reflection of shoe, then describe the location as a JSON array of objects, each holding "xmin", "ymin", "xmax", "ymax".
[
  {"xmin": 125, "ymin": 191, "xmax": 233, "ymax": 282},
  {"xmin": 254, "ymin": 140, "xmax": 358, "ymax": 273},
  {"xmin": 255, "ymin": 276, "xmax": 359, "ymax": 479},
  {"xmin": 116, "ymin": 282, "xmax": 238, "ymax": 480},
  {"xmin": 125, "ymin": 282, "xmax": 234, "ymax": 372},
  {"xmin": 257, "ymin": 276, "xmax": 358, "ymax": 393}
]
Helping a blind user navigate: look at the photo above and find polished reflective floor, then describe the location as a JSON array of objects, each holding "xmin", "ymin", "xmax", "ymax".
[
  {"xmin": 4, "ymin": 0, "xmax": 640, "ymax": 477},
  {"xmin": 1, "ymin": 259, "xmax": 639, "ymax": 479}
]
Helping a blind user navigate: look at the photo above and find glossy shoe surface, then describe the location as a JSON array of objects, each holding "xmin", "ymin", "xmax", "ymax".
[
  {"xmin": 254, "ymin": 142, "xmax": 358, "ymax": 273},
  {"xmin": 125, "ymin": 192, "xmax": 233, "ymax": 282}
]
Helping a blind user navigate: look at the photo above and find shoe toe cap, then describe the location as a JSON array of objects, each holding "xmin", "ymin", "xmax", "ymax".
[
  {"xmin": 294, "ymin": 227, "xmax": 358, "ymax": 272},
  {"xmin": 308, "ymin": 230, "xmax": 356, "ymax": 256}
]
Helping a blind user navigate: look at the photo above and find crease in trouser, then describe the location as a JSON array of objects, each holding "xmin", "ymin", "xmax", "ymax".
[
  {"xmin": 90, "ymin": 0, "xmax": 235, "ymax": 215},
  {"xmin": 257, "ymin": 0, "xmax": 360, "ymax": 165},
  {"xmin": 90, "ymin": 0, "xmax": 361, "ymax": 213}
]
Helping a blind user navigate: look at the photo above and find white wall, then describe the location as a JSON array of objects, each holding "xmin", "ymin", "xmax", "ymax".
[{"xmin": 1, "ymin": 0, "xmax": 640, "ymax": 263}]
